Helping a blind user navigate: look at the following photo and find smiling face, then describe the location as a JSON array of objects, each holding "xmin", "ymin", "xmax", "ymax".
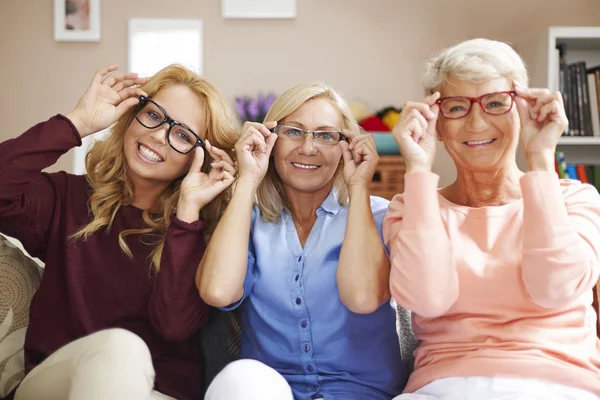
[
  {"xmin": 272, "ymin": 97, "xmax": 344, "ymax": 196},
  {"xmin": 123, "ymin": 85, "xmax": 205, "ymax": 187},
  {"xmin": 438, "ymin": 77, "xmax": 520, "ymax": 173}
]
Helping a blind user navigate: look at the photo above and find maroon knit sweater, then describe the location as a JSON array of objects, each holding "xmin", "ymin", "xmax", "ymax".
[{"xmin": 0, "ymin": 115, "xmax": 208, "ymax": 400}]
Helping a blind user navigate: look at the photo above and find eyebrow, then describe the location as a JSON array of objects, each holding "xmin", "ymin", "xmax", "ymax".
[
  {"xmin": 284, "ymin": 121, "xmax": 340, "ymax": 131},
  {"xmin": 152, "ymin": 99, "xmax": 199, "ymax": 133}
]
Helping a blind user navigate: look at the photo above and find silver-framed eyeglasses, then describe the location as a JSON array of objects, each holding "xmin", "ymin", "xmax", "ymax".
[
  {"xmin": 435, "ymin": 90, "xmax": 516, "ymax": 119},
  {"xmin": 270, "ymin": 125, "xmax": 346, "ymax": 145},
  {"xmin": 134, "ymin": 95, "xmax": 204, "ymax": 154}
]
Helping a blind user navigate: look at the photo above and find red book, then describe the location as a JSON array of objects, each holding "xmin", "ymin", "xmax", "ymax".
[{"xmin": 576, "ymin": 164, "xmax": 589, "ymax": 183}]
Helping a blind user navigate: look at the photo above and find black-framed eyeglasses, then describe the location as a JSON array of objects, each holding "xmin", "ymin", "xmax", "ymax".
[
  {"xmin": 270, "ymin": 125, "xmax": 346, "ymax": 145},
  {"xmin": 134, "ymin": 96, "xmax": 204, "ymax": 154},
  {"xmin": 435, "ymin": 90, "xmax": 516, "ymax": 119}
]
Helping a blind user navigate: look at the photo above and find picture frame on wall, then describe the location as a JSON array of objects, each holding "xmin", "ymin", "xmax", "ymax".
[
  {"xmin": 54, "ymin": 0, "xmax": 101, "ymax": 42},
  {"xmin": 222, "ymin": 0, "xmax": 296, "ymax": 19}
]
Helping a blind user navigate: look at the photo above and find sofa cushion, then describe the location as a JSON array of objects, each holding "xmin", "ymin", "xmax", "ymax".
[{"xmin": 0, "ymin": 234, "xmax": 43, "ymax": 398}]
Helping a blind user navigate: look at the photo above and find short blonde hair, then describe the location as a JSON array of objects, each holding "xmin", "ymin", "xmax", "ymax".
[
  {"xmin": 423, "ymin": 38, "xmax": 529, "ymax": 94},
  {"xmin": 258, "ymin": 82, "xmax": 359, "ymax": 223}
]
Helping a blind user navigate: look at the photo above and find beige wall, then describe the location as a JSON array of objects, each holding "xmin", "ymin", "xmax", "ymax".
[{"xmin": 1, "ymin": 0, "xmax": 599, "ymax": 185}]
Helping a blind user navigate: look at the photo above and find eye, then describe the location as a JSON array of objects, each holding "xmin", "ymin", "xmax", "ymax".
[
  {"xmin": 485, "ymin": 101, "xmax": 505, "ymax": 109},
  {"xmin": 284, "ymin": 127, "xmax": 303, "ymax": 137},
  {"xmin": 175, "ymin": 130, "xmax": 192, "ymax": 142},
  {"xmin": 147, "ymin": 111, "xmax": 161, "ymax": 121},
  {"xmin": 176, "ymin": 131, "xmax": 190, "ymax": 142},
  {"xmin": 449, "ymin": 105, "xmax": 466, "ymax": 112},
  {"xmin": 441, "ymin": 99, "xmax": 469, "ymax": 114},
  {"xmin": 316, "ymin": 132, "xmax": 337, "ymax": 142}
]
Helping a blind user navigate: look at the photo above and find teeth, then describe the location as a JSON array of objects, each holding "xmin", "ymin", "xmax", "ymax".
[
  {"xmin": 292, "ymin": 162, "xmax": 319, "ymax": 169},
  {"xmin": 138, "ymin": 144, "xmax": 163, "ymax": 162},
  {"xmin": 466, "ymin": 139, "xmax": 494, "ymax": 145}
]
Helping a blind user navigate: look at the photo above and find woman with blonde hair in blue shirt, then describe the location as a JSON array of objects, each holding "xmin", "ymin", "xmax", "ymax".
[{"xmin": 197, "ymin": 82, "xmax": 405, "ymax": 400}]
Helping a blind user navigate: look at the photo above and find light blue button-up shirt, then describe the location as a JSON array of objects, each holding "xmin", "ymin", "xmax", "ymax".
[{"xmin": 224, "ymin": 190, "xmax": 406, "ymax": 399}]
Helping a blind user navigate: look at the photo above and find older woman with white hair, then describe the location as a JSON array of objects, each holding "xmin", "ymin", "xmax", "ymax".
[{"xmin": 385, "ymin": 38, "xmax": 600, "ymax": 399}]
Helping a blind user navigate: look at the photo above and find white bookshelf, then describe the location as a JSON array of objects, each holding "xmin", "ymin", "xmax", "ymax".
[
  {"xmin": 518, "ymin": 26, "xmax": 600, "ymax": 166},
  {"xmin": 558, "ymin": 136, "xmax": 600, "ymax": 145}
]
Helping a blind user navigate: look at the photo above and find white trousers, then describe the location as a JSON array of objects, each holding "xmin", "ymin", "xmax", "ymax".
[
  {"xmin": 393, "ymin": 376, "xmax": 600, "ymax": 400},
  {"xmin": 205, "ymin": 359, "xmax": 296, "ymax": 400},
  {"xmin": 14, "ymin": 328, "xmax": 175, "ymax": 400}
]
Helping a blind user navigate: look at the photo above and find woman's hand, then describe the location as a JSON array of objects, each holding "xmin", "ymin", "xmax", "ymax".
[
  {"xmin": 235, "ymin": 121, "xmax": 278, "ymax": 188},
  {"xmin": 177, "ymin": 142, "xmax": 237, "ymax": 222},
  {"xmin": 514, "ymin": 82, "xmax": 568, "ymax": 172},
  {"xmin": 391, "ymin": 92, "xmax": 440, "ymax": 173},
  {"xmin": 340, "ymin": 130, "xmax": 380, "ymax": 193},
  {"xmin": 65, "ymin": 65, "xmax": 147, "ymax": 139}
]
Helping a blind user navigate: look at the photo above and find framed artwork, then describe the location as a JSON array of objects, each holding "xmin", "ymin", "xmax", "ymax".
[
  {"xmin": 222, "ymin": 0, "xmax": 296, "ymax": 19},
  {"xmin": 54, "ymin": 0, "xmax": 101, "ymax": 42}
]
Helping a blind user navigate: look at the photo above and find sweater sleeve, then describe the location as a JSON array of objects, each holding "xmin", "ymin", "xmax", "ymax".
[
  {"xmin": 521, "ymin": 171, "xmax": 600, "ymax": 309},
  {"xmin": 149, "ymin": 216, "xmax": 210, "ymax": 342},
  {"xmin": 382, "ymin": 171, "xmax": 459, "ymax": 318},
  {"xmin": 0, "ymin": 115, "xmax": 81, "ymax": 259}
]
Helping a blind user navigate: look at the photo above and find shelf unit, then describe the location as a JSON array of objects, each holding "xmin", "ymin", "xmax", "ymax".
[
  {"xmin": 558, "ymin": 136, "xmax": 600, "ymax": 145},
  {"xmin": 518, "ymin": 26, "xmax": 600, "ymax": 166}
]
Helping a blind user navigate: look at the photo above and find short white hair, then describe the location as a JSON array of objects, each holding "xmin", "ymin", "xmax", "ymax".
[{"xmin": 422, "ymin": 38, "xmax": 529, "ymax": 93}]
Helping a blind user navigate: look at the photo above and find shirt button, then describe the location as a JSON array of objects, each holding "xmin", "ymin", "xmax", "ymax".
[
  {"xmin": 301, "ymin": 321, "xmax": 307, "ymax": 328},
  {"xmin": 295, "ymin": 274, "xmax": 300, "ymax": 281},
  {"xmin": 306, "ymin": 364, "xmax": 314, "ymax": 372},
  {"xmin": 298, "ymin": 256, "xmax": 302, "ymax": 262},
  {"xmin": 303, "ymin": 344, "xmax": 310, "ymax": 352},
  {"xmin": 295, "ymin": 297, "xmax": 302, "ymax": 305}
]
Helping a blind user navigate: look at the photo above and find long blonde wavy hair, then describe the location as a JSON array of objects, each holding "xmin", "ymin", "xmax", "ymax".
[
  {"xmin": 72, "ymin": 64, "xmax": 240, "ymax": 274},
  {"xmin": 258, "ymin": 82, "xmax": 360, "ymax": 223}
]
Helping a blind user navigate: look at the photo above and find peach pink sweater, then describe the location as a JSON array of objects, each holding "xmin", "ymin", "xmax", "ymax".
[{"xmin": 383, "ymin": 171, "xmax": 600, "ymax": 395}]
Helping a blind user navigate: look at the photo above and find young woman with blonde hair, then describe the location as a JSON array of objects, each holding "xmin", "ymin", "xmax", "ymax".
[
  {"xmin": 0, "ymin": 64, "xmax": 239, "ymax": 400},
  {"xmin": 198, "ymin": 83, "xmax": 406, "ymax": 400}
]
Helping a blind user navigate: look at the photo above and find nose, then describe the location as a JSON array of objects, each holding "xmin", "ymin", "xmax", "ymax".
[
  {"xmin": 298, "ymin": 133, "xmax": 317, "ymax": 155},
  {"xmin": 149, "ymin": 124, "xmax": 169, "ymax": 145},
  {"xmin": 464, "ymin": 103, "xmax": 490, "ymax": 132}
]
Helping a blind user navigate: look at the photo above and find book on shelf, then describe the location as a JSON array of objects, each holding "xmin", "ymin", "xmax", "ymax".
[
  {"xmin": 556, "ymin": 45, "xmax": 600, "ymax": 137},
  {"xmin": 555, "ymin": 151, "xmax": 600, "ymax": 191}
]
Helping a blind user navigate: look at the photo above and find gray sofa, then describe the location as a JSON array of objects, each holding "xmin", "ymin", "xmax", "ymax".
[
  {"xmin": 0, "ymin": 233, "xmax": 418, "ymax": 398},
  {"xmin": 197, "ymin": 306, "xmax": 418, "ymax": 394}
]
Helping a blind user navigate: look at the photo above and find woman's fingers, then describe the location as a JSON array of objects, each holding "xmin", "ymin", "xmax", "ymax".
[
  {"xmin": 531, "ymin": 93, "xmax": 559, "ymax": 115},
  {"xmin": 242, "ymin": 121, "xmax": 275, "ymax": 138},
  {"xmin": 423, "ymin": 92, "xmax": 441, "ymax": 108},
  {"xmin": 536, "ymin": 99, "xmax": 562, "ymax": 123},
  {"xmin": 91, "ymin": 65, "xmax": 120, "ymax": 85},
  {"xmin": 406, "ymin": 101, "xmax": 437, "ymax": 121},
  {"xmin": 188, "ymin": 146, "xmax": 206, "ymax": 174},
  {"xmin": 115, "ymin": 97, "xmax": 142, "ymax": 119},
  {"xmin": 513, "ymin": 83, "xmax": 553, "ymax": 110},
  {"xmin": 264, "ymin": 132, "xmax": 278, "ymax": 155},
  {"xmin": 113, "ymin": 77, "xmax": 148, "ymax": 92},
  {"xmin": 346, "ymin": 133, "xmax": 378, "ymax": 165},
  {"xmin": 210, "ymin": 160, "xmax": 237, "ymax": 176},
  {"xmin": 116, "ymin": 87, "xmax": 147, "ymax": 102},
  {"xmin": 206, "ymin": 140, "xmax": 235, "ymax": 165},
  {"xmin": 248, "ymin": 127, "xmax": 267, "ymax": 153},
  {"xmin": 102, "ymin": 72, "xmax": 140, "ymax": 88},
  {"xmin": 339, "ymin": 140, "xmax": 354, "ymax": 165}
]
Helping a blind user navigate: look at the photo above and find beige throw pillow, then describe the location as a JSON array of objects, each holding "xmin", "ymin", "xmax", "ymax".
[{"xmin": 0, "ymin": 234, "xmax": 42, "ymax": 397}]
